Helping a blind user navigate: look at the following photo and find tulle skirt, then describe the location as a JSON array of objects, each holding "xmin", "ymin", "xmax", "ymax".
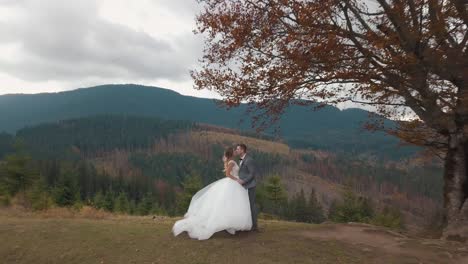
[{"xmin": 172, "ymin": 177, "xmax": 252, "ymax": 240}]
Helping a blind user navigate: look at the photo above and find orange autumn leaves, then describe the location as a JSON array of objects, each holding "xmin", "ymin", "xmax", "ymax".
[{"xmin": 192, "ymin": 0, "xmax": 467, "ymax": 150}]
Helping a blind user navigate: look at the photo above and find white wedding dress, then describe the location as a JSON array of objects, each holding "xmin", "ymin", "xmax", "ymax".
[{"xmin": 172, "ymin": 160, "xmax": 252, "ymax": 240}]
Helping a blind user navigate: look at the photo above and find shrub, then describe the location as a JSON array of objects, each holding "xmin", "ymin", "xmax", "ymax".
[
  {"xmin": 371, "ymin": 206, "xmax": 404, "ymax": 229},
  {"xmin": 329, "ymin": 189, "xmax": 374, "ymax": 223}
]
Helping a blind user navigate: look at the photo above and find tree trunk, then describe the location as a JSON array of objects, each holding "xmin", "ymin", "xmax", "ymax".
[{"xmin": 442, "ymin": 131, "xmax": 468, "ymax": 241}]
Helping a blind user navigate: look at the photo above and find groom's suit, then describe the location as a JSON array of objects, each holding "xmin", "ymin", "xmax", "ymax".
[{"xmin": 239, "ymin": 154, "xmax": 258, "ymax": 230}]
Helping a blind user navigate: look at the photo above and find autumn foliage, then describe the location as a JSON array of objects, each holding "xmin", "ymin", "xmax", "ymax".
[{"xmin": 193, "ymin": 0, "xmax": 467, "ymax": 238}]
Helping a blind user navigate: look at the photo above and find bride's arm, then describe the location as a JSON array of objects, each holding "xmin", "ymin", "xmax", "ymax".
[{"xmin": 224, "ymin": 161, "xmax": 237, "ymax": 180}]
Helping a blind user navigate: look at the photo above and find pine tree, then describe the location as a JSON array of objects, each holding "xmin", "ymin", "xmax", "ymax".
[
  {"xmin": 292, "ymin": 189, "xmax": 308, "ymax": 223},
  {"xmin": 93, "ymin": 191, "xmax": 105, "ymax": 209},
  {"xmin": 129, "ymin": 199, "xmax": 137, "ymax": 215},
  {"xmin": 103, "ymin": 191, "xmax": 115, "ymax": 211},
  {"xmin": 114, "ymin": 192, "xmax": 130, "ymax": 214},
  {"xmin": 53, "ymin": 168, "xmax": 80, "ymax": 207},
  {"xmin": 0, "ymin": 151, "xmax": 37, "ymax": 196},
  {"xmin": 176, "ymin": 175, "xmax": 203, "ymax": 215},
  {"xmin": 329, "ymin": 188, "xmax": 374, "ymax": 223},
  {"xmin": 359, "ymin": 197, "xmax": 374, "ymax": 222},
  {"xmin": 264, "ymin": 175, "xmax": 287, "ymax": 216},
  {"xmin": 27, "ymin": 176, "xmax": 54, "ymax": 211},
  {"xmin": 307, "ymin": 188, "xmax": 325, "ymax": 223},
  {"xmin": 149, "ymin": 202, "xmax": 165, "ymax": 215},
  {"xmin": 137, "ymin": 193, "xmax": 153, "ymax": 215},
  {"xmin": 328, "ymin": 199, "xmax": 339, "ymax": 221}
]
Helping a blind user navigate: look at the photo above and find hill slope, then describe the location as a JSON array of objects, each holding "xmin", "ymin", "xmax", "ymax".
[
  {"xmin": 0, "ymin": 84, "xmax": 416, "ymax": 158},
  {"xmin": 0, "ymin": 115, "xmax": 442, "ymax": 228}
]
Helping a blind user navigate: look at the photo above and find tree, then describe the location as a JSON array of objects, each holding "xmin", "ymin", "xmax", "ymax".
[
  {"xmin": 27, "ymin": 177, "xmax": 54, "ymax": 211},
  {"xmin": 129, "ymin": 199, "xmax": 137, "ymax": 215},
  {"xmin": 176, "ymin": 175, "xmax": 203, "ymax": 215},
  {"xmin": 53, "ymin": 169, "xmax": 80, "ymax": 207},
  {"xmin": 193, "ymin": 0, "xmax": 468, "ymax": 239},
  {"xmin": 307, "ymin": 189, "xmax": 325, "ymax": 223},
  {"xmin": 137, "ymin": 193, "xmax": 153, "ymax": 215},
  {"xmin": 371, "ymin": 206, "xmax": 404, "ymax": 229},
  {"xmin": 0, "ymin": 132, "xmax": 14, "ymax": 159},
  {"xmin": 103, "ymin": 191, "xmax": 115, "ymax": 212},
  {"xmin": 291, "ymin": 189, "xmax": 309, "ymax": 222},
  {"xmin": 288, "ymin": 188, "xmax": 325, "ymax": 223},
  {"xmin": 114, "ymin": 192, "xmax": 131, "ymax": 214},
  {"xmin": 329, "ymin": 188, "xmax": 374, "ymax": 223},
  {"xmin": 264, "ymin": 175, "xmax": 288, "ymax": 215},
  {"xmin": 93, "ymin": 191, "xmax": 106, "ymax": 210},
  {"xmin": 328, "ymin": 199, "xmax": 339, "ymax": 220},
  {"xmin": 0, "ymin": 152, "xmax": 36, "ymax": 196}
]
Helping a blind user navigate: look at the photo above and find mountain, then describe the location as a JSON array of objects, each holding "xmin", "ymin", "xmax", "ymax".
[{"xmin": 0, "ymin": 84, "xmax": 416, "ymax": 158}]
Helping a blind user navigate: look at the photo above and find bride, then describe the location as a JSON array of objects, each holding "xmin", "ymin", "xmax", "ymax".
[{"xmin": 172, "ymin": 147, "xmax": 252, "ymax": 240}]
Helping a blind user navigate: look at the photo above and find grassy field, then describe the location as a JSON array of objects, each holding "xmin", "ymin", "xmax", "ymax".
[{"xmin": 0, "ymin": 209, "xmax": 467, "ymax": 264}]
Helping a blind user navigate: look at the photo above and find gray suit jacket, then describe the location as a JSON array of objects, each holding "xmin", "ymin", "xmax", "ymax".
[{"xmin": 239, "ymin": 154, "xmax": 256, "ymax": 189}]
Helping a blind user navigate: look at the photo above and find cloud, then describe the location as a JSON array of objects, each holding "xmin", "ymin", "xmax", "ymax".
[{"xmin": 0, "ymin": 0, "xmax": 202, "ymax": 86}]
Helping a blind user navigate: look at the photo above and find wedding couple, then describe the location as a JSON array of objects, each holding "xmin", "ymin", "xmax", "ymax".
[{"xmin": 172, "ymin": 144, "xmax": 258, "ymax": 240}]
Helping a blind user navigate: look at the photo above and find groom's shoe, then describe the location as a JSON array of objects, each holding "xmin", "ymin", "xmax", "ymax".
[{"xmin": 251, "ymin": 227, "xmax": 261, "ymax": 232}]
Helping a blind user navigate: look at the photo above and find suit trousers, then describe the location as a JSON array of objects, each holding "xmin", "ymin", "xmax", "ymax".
[{"xmin": 248, "ymin": 186, "xmax": 258, "ymax": 230}]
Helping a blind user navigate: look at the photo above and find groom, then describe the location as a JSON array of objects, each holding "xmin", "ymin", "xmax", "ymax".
[{"xmin": 235, "ymin": 143, "xmax": 258, "ymax": 231}]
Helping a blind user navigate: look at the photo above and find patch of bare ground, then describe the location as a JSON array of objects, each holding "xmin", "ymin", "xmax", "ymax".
[{"xmin": 299, "ymin": 222, "xmax": 468, "ymax": 264}]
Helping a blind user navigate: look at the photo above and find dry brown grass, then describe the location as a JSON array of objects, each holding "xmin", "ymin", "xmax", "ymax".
[
  {"xmin": 0, "ymin": 206, "xmax": 122, "ymax": 220},
  {"xmin": 281, "ymin": 169, "xmax": 343, "ymax": 205},
  {"xmin": 190, "ymin": 131, "xmax": 290, "ymax": 155},
  {"xmin": 91, "ymin": 150, "xmax": 144, "ymax": 179},
  {"xmin": 292, "ymin": 148, "xmax": 334, "ymax": 160},
  {"xmin": 1, "ymin": 212, "xmax": 467, "ymax": 264}
]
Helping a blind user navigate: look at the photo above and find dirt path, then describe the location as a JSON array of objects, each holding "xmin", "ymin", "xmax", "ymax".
[{"xmin": 299, "ymin": 223, "xmax": 468, "ymax": 263}]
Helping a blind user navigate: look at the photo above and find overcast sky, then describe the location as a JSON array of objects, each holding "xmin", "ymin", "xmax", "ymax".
[
  {"xmin": 0, "ymin": 0, "xmax": 404, "ymax": 117},
  {"xmin": 0, "ymin": 0, "xmax": 221, "ymax": 98}
]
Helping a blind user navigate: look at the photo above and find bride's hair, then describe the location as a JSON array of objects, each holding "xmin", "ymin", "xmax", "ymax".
[
  {"xmin": 224, "ymin": 147, "xmax": 234, "ymax": 160},
  {"xmin": 223, "ymin": 147, "xmax": 234, "ymax": 170}
]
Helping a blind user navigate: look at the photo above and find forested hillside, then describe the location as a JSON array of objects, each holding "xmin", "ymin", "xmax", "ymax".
[
  {"xmin": 0, "ymin": 115, "xmax": 441, "ymax": 230},
  {"xmin": 0, "ymin": 84, "xmax": 418, "ymax": 159}
]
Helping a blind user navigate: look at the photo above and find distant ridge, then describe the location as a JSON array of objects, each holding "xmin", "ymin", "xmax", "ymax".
[{"xmin": 0, "ymin": 84, "xmax": 416, "ymax": 158}]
